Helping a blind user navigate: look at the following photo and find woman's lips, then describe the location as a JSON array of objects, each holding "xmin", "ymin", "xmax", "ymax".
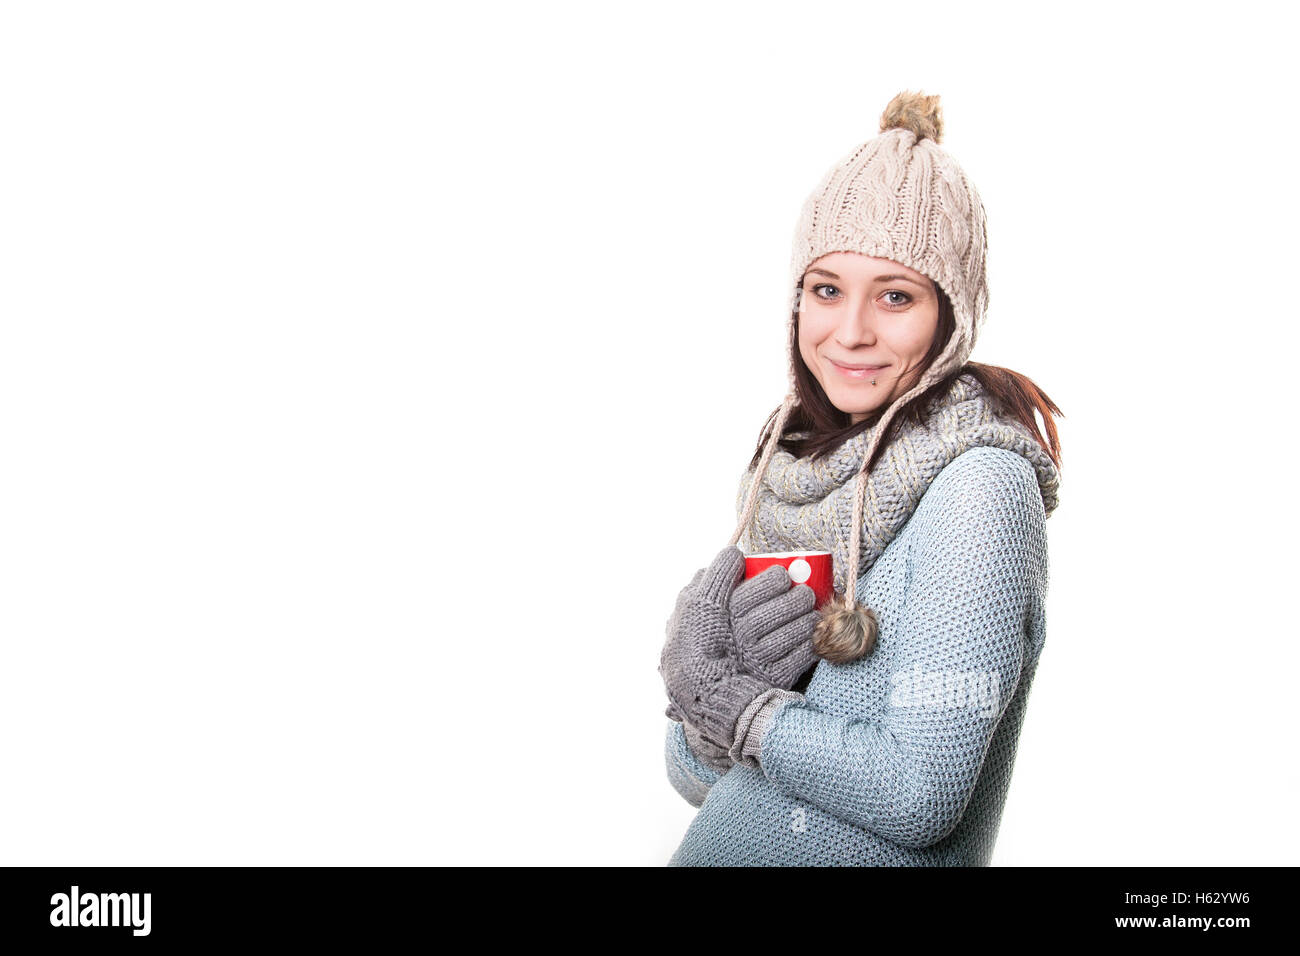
[{"xmin": 830, "ymin": 360, "xmax": 887, "ymax": 379}]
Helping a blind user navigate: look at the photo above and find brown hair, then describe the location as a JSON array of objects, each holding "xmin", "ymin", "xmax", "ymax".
[{"xmin": 747, "ymin": 283, "xmax": 1063, "ymax": 476}]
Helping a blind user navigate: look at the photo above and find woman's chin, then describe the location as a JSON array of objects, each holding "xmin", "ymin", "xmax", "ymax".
[{"xmin": 830, "ymin": 393, "xmax": 885, "ymax": 421}]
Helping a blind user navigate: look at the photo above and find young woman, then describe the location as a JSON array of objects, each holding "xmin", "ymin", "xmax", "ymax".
[{"xmin": 658, "ymin": 91, "xmax": 1064, "ymax": 866}]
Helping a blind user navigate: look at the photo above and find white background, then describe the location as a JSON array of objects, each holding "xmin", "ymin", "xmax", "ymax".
[{"xmin": 2, "ymin": 1, "xmax": 1297, "ymax": 865}]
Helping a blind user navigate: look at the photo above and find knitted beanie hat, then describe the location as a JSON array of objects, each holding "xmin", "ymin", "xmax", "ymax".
[{"xmin": 729, "ymin": 90, "xmax": 990, "ymax": 662}]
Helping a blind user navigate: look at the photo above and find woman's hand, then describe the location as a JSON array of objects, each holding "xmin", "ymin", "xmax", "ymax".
[
  {"xmin": 666, "ymin": 699, "xmax": 736, "ymax": 774},
  {"xmin": 658, "ymin": 546, "xmax": 819, "ymax": 754},
  {"xmin": 731, "ymin": 567, "xmax": 819, "ymax": 689}
]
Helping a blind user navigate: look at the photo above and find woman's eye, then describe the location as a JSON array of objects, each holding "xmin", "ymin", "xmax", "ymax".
[
  {"xmin": 883, "ymin": 290, "xmax": 911, "ymax": 307},
  {"xmin": 813, "ymin": 283, "xmax": 839, "ymax": 300}
]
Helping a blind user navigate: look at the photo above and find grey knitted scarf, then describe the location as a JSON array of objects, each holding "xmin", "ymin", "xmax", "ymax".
[{"xmin": 735, "ymin": 372, "xmax": 1061, "ymax": 596}]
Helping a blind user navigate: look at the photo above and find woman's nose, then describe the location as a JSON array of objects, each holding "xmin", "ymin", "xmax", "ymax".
[{"xmin": 835, "ymin": 300, "xmax": 878, "ymax": 346}]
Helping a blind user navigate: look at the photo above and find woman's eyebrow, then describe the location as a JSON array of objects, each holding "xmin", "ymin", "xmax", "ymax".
[
  {"xmin": 807, "ymin": 268, "xmax": 928, "ymax": 287},
  {"xmin": 873, "ymin": 273, "xmax": 929, "ymax": 287}
]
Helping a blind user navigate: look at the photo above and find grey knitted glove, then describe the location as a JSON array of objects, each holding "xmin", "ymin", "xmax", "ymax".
[
  {"xmin": 671, "ymin": 704, "xmax": 736, "ymax": 775},
  {"xmin": 705, "ymin": 560, "xmax": 818, "ymax": 770},
  {"xmin": 731, "ymin": 569, "xmax": 819, "ymax": 689},
  {"xmin": 659, "ymin": 546, "xmax": 819, "ymax": 754}
]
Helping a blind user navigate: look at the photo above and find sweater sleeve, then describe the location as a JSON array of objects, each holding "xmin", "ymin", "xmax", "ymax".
[
  {"xmin": 664, "ymin": 720, "xmax": 728, "ymax": 808},
  {"xmin": 754, "ymin": 450, "xmax": 1048, "ymax": 849}
]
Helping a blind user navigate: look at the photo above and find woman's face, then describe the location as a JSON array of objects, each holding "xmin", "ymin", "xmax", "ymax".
[{"xmin": 797, "ymin": 252, "xmax": 940, "ymax": 424}]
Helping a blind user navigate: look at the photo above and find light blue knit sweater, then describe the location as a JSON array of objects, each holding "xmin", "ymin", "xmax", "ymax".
[{"xmin": 665, "ymin": 446, "xmax": 1050, "ymax": 866}]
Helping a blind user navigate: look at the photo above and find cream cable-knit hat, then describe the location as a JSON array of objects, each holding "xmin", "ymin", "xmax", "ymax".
[{"xmin": 728, "ymin": 90, "xmax": 990, "ymax": 659}]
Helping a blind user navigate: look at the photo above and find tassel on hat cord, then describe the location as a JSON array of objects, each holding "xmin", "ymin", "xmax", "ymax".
[
  {"xmin": 729, "ymin": 390, "xmax": 797, "ymax": 550},
  {"xmin": 727, "ymin": 387, "xmax": 888, "ymax": 665},
  {"xmin": 811, "ymin": 413, "xmax": 887, "ymax": 664},
  {"xmin": 812, "ymin": 335, "xmax": 964, "ymax": 663},
  {"xmin": 733, "ymin": 335, "xmax": 961, "ymax": 664}
]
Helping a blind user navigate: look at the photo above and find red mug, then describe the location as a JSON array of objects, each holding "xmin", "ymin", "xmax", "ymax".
[{"xmin": 743, "ymin": 550, "xmax": 834, "ymax": 609}]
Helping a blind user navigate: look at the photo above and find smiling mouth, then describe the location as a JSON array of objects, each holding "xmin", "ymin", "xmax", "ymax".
[{"xmin": 829, "ymin": 359, "xmax": 887, "ymax": 379}]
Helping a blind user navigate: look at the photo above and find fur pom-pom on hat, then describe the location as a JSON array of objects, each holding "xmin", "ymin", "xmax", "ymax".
[{"xmin": 879, "ymin": 90, "xmax": 943, "ymax": 143}]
